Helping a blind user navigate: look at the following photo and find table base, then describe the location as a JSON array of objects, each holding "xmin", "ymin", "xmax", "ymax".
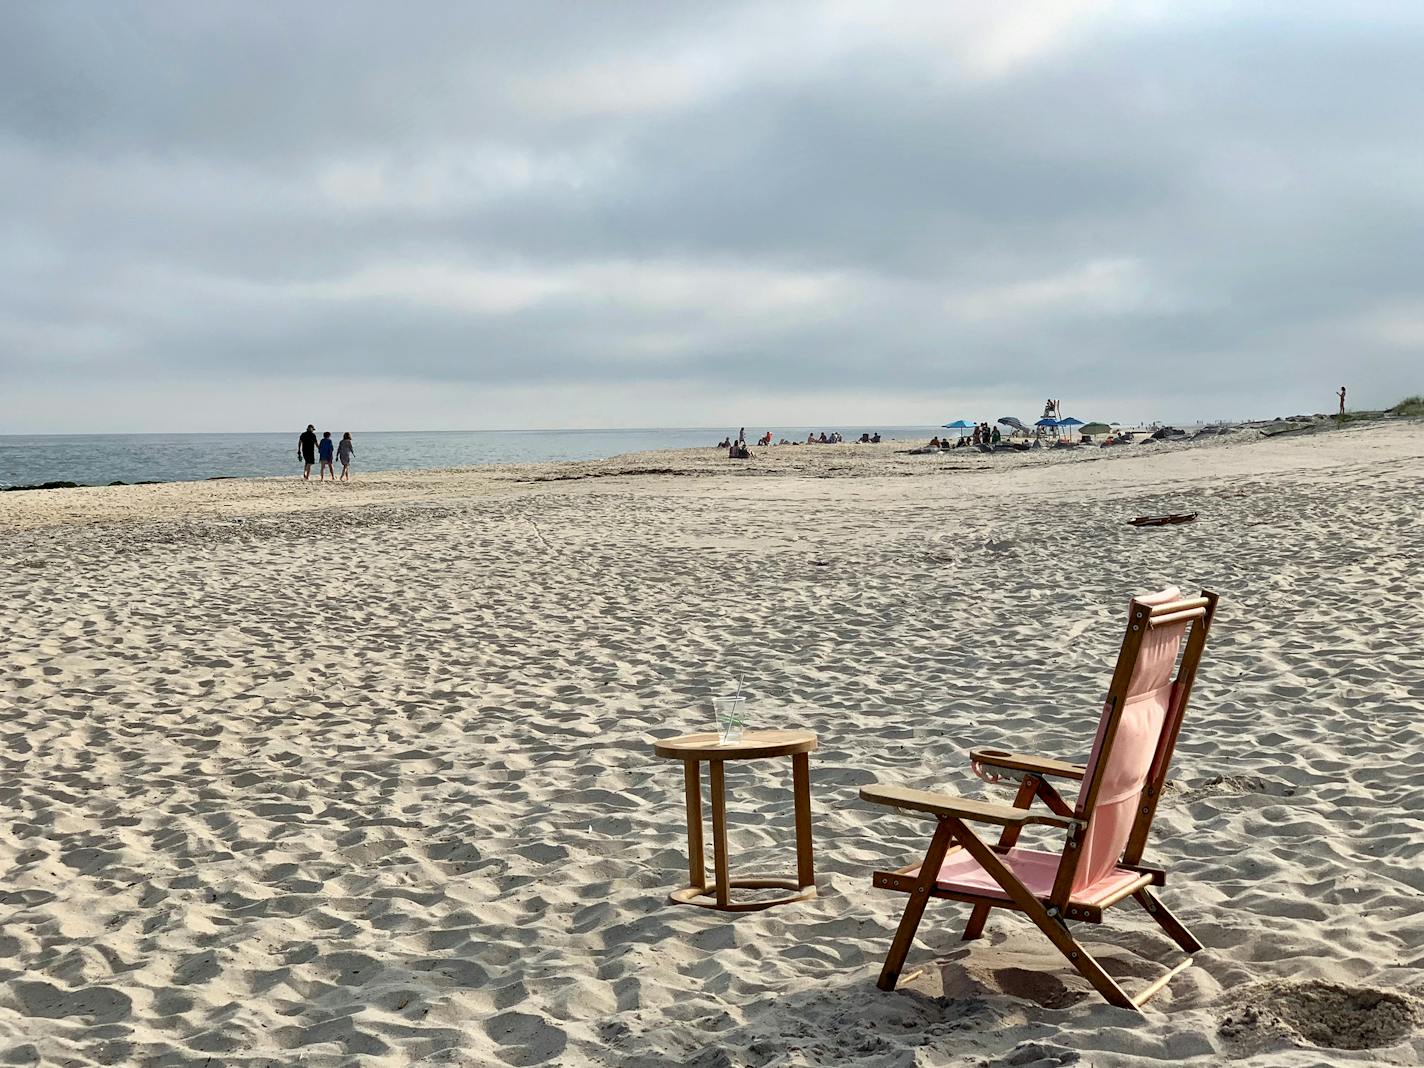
[{"xmin": 669, "ymin": 877, "xmax": 818, "ymax": 913}]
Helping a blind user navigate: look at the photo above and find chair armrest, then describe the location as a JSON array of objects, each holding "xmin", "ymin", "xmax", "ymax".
[
  {"xmin": 859, "ymin": 783, "xmax": 1081, "ymax": 829},
  {"xmin": 969, "ymin": 748, "xmax": 1086, "ymax": 782}
]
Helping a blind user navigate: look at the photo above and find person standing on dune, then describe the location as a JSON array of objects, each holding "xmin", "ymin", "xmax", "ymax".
[
  {"xmin": 1338, "ymin": 386, "xmax": 1347, "ymax": 415},
  {"xmin": 297, "ymin": 424, "xmax": 318, "ymax": 480}
]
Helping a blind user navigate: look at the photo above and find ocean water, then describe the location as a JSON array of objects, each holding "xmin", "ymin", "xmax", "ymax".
[{"xmin": 0, "ymin": 427, "xmax": 940, "ymax": 488}]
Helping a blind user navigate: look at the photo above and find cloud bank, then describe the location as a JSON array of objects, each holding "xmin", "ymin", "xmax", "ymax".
[{"xmin": 2, "ymin": 2, "xmax": 1421, "ymax": 432}]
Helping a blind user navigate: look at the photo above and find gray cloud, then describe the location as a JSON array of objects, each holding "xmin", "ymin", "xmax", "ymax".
[{"xmin": 2, "ymin": 1, "xmax": 1421, "ymax": 432}]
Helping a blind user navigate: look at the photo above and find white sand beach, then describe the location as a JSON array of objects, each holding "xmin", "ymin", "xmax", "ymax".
[{"xmin": 2, "ymin": 420, "xmax": 1422, "ymax": 1066}]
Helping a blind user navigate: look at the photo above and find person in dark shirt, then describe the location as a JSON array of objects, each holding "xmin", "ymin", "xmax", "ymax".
[
  {"xmin": 297, "ymin": 424, "xmax": 318, "ymax": 480},
  {"xmin": 318, "ymin": 431, "xmax": 336, "ymax": 481}
]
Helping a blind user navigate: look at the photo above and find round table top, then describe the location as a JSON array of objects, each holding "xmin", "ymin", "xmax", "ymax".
[{"xmin": 652, "ymin": 728, "xmax": 817, "ymax": 762}]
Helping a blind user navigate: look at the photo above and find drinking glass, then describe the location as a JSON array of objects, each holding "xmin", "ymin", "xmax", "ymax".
[{"xmin": 712, "ymin": 695, "xmax": 746, "ymax": 745}]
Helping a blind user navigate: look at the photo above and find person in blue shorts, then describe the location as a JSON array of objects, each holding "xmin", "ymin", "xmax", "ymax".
[{"xmin": 318, "ymin": 431, "xmax": 336, "ymax": 481}]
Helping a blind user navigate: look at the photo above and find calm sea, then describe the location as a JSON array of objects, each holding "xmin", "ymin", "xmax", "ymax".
[{"xmin": 0, "ymin": 427, "xmax": 940, "ymax": 488}]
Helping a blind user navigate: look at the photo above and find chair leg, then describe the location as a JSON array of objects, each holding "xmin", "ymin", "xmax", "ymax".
[
  {"xmin": 1134, "ymin": 889, "xmax": 1202, "ymax": 953},
  {"xmin": 962, "ymin": 903, "xmax": 992, "ymax": 941},
  {"xmin": 877, "ymin": 819, "xmax": 955, "ymax": 991},
  {"xmin": 964, "ymin": 776, "xmax": 1034, "ymax": 943},
  {"xmin": 1049, "ymin": 923, "xmax": 1139, "ymax": 1011},
  {"xmin": 948, "ymin": 818, "xmax": 1140, "ymax": 1013}
]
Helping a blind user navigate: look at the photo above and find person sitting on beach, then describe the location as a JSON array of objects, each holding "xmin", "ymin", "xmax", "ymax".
[
  {"xmin": 337, "ymin": 432, "xmax": 354, "ymax": 480},
  {"xmin": 297, "ymin": 424, "xmax": 318, "ymax": 480},
  {"xmin": 928, "ymin": 436, "xmax": 941, "ymax": 448},
  {"xmin": 871, "ymin": 432, "xmax": 881, "ymax": 443},
  {"xmin": 317, "ymin": 432, "xmax": 336, "ymax": 481},
  {"xmin": 718, "ymin": 437, "xmax": 732, "ymax": 449}
]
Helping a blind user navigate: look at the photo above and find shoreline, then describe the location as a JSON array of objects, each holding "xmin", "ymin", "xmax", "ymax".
[
  {"xmin": 1, "ymin": 411, "xmax": 1400, "ymax": 495},
  {"xmin": 2, "ymin": 417, "xmax": 1418, "ymax": 543}
]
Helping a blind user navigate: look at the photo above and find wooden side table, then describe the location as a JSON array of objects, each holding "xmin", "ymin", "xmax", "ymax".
[{"xmin": 651, "ymin": 729, "xmax": 818, "ymax": 912}]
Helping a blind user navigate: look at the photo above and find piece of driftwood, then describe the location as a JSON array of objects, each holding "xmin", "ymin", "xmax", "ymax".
[{"xmin": 1128, "ymin": 512, "xmax": 1198, "ymax": 527}]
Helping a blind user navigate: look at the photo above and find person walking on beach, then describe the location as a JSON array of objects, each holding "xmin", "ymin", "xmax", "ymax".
[
  {"xmin": 1338, "ymin": 386, "xmax": 1347, "ymax": 415},
  {"xmin": 298, "ymin": 424, "xmax": 318, "ymax": 480},
  {"xmin": 337, "ymin": 432, "xmax": 354, "ymax": 480},
  {"xmin": 317, "ymin": 431, "xmax": 336, "ymax": 481}
]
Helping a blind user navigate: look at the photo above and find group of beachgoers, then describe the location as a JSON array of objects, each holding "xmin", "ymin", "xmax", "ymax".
[
  {"xmin": 930, "ymin": 422, "xmax": 1001, "ymax": 449},
  {"xmin": 297, "ymin": 425, "xmax": 355, "ymax": 481},
  {"xmin": 717, "ymin": 428, "xmax": 882, "ymax": 457}
]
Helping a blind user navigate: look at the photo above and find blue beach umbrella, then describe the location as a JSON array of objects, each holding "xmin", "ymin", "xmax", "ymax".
[
  {"xmin": 1058, "ymin": 417, "xmax": 1085, "ymax": 428},
  {"xmin": 1034, "ymin": 417, "xmax": 1059, "ymax": 427},
  {"xmin": 942, "ymin": 419, "xmax": 976, "ymax": 437}
]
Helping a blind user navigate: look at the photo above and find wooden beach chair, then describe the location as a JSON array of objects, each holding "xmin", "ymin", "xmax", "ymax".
[{"xmin": 860, "ymin": 586, "xmax": 1218, "ymax": 1011}]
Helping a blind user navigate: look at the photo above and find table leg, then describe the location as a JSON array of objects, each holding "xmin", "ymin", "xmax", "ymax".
[
  {"xmin": 683, "ymin": 759, "xmax": 705, "ymax": 892},
  {"xmin": 792, "ymin": 752, "xmax": 814, "ymax": 889},
  {"xmin": 710, "ymin": 759, "xmax": 730, "ymax": 907}
]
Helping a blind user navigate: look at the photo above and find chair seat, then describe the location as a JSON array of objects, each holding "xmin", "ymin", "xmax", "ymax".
[{"xmin": 913, "ymin": 847, "xmax": 1143, "ymax": 906}]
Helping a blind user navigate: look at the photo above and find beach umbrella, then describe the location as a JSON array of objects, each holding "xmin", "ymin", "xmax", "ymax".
[
  {"xmin": 1058, "ymin": 417, "xmax": 1085, "ymax": 428},
  {"xmin": 1080, "ymin": 422, "xmax": 1111, "ymax": 437},
  {"xmin": 997, "ymin": 416, "xmax": 1027, "ymax": 432},
  {"xmin": 942, "ymin": 419, "xmax": 976, "ymax": 438},
  {"xmin": 1034, "ymin": 417, "xmax": 1059, "ymax": 427}
]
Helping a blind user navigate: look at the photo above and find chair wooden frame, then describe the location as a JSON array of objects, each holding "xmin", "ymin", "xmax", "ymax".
[{"xmin": 860, "ymin": 589, "xmax": 1218, "ymax": 1011}]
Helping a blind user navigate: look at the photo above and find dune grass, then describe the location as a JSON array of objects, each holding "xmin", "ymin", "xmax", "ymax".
[{"xmin": 1333, "ymin": 395, "xmax": 1423, "ymax": 424}]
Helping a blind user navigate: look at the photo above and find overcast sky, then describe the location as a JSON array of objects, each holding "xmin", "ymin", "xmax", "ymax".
[{"xmin": 2, "ymin": 2, "xmax": 1421, "ymax": 433}]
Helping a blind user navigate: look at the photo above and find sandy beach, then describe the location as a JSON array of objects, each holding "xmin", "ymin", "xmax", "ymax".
[{"xmin": 2, "ymin": 420, "xmax": 1422, "ymax": 1066}]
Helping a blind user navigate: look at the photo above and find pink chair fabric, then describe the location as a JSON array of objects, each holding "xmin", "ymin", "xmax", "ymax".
[
  {"xmin": 921, "ymin": 587, "xmax": 1192, "ymax": 905},
  {"xmin": 1073, "ymin": 587, "xmax": 1188, "ymax": 892},
  {"xmin": 917, "ymin": 847, "xmax": 1142, "ymax": 906}
]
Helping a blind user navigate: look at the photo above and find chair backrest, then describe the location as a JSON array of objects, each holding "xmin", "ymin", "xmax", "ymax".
[{"xmin": 1060, "ymin": 587, "xmax": 1217, "ymax": 897}]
